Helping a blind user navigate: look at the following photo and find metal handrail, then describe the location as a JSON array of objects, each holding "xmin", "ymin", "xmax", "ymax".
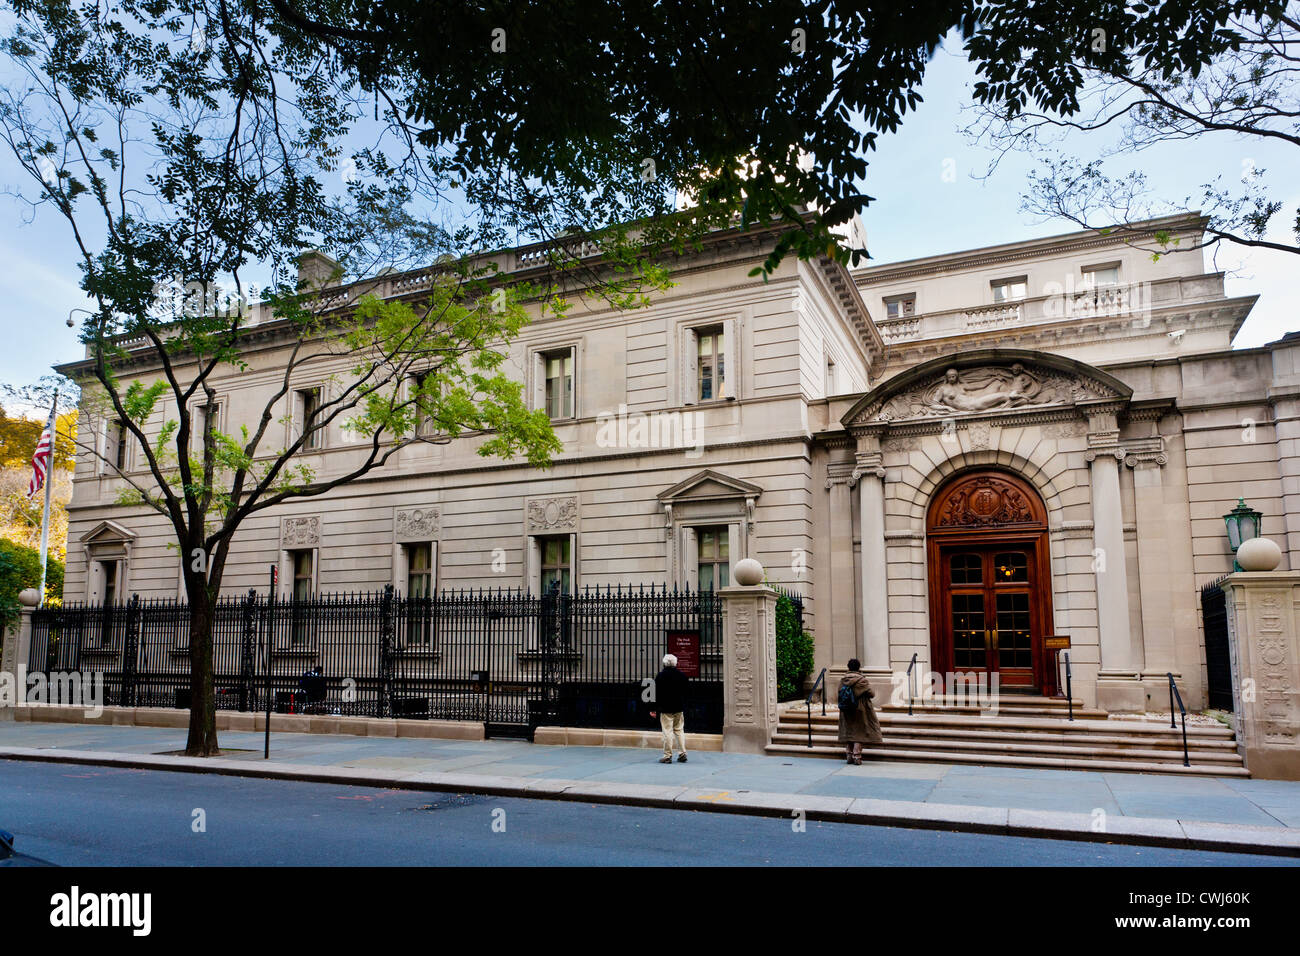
[
  {"xmin": 906, "ymin": 653, "xmax": 918, "ymax": 716},
  {"xmin": 1168, "ymin": 672, "xmax": 1190, "ymax": 767},
  {"xmin": 805, "ymin": 667, "xmax": 827, "ymax": 748},
  {"xmin": 1063, "ymin": 652, "xmax": 1073, "ymax": 722}
]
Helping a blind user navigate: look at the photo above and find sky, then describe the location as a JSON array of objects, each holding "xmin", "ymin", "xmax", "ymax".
[{"xmin": 0, "ymin": 31, "xmax": 1294, "ymax": 399}]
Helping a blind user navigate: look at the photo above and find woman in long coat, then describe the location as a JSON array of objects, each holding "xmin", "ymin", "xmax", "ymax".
[{"xmin": 837, "ymin": 659, "xmax": 883, "ymax": 765}]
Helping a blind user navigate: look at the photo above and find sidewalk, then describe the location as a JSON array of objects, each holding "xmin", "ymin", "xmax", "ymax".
[{"xmin": 2, "ymin": 720, "xmax": 1299, "ymax": 856}]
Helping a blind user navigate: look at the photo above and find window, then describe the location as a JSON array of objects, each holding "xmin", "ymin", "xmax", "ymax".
[
  {"xmin": 1081, "ymin": 264, "xmax": 1120, "ymax": 288},
  {"xmin": 697, "ymin": 526, "xmax": 730, "ymax": 591},
  {"xmin": 697, "ymin": 326, "xmax": 725, "ymax": 402},
  {"xmin": 98, "ymin": 558, "xmax": 121, "ymax": 646},
  {"xmin": 884, "ymin": 294, "xmax": 916, "ymax": 319},
  {"xmin": 295, "ymin": 387, "xmax": 323, "ymax": 450},
  {"xmin": 542, "ymin": 349, "xmax": 574, "ymax": 420},
  {"xmin": 990, "ymin": 277, "xmax": 1028, "ymax": 304},
  {"xmin": 192, "ymin": 401, "xmax": 219, "ymax": 455},
  {"xmin": 105, "ymin": 420, "xmax": 127, "ymax": 472},
  {"xmin": 682, "ymin": 320, "xmax": 735, "ymax": 405},
  {"xmin": 291, "ymin": 549, "xmax": 314, "ymax": 602},
  {"xmin": 289, "ymin": 549, "xmax": 314, "ymax": 645},
  {"xmin": 406, "ymin": 543, "xmax": 433, "ymax": 598},
  {"xmin": 409, "ymin": 372, "xmax": 438, "ymax": 437},
  {"xmin": 102, "ymin": 559, "xmax": 120, "ymax": 606},
  {"xmin": 539, "ymin": 536, "xmax": 571, "ymax": 594},
  {"xmin": 405, "ymin": 543, "xmax": 434, "ymax": 646}
]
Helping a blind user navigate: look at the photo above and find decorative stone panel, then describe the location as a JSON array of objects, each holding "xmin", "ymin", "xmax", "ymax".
[
  {"xmin": 280, "ymin": 516, "xmax": 320, "ymax": 548},
  {"xmin": 394, "ymin": 506, "xmax": 440, "ymax": 542},
  {"xmin": 526, "ymin": 495, "xmax": 578, "ymax": 533}
]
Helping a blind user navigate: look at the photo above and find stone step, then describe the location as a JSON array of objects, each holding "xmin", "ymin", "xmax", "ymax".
[
  {"xmin": 763, "ymin": 743, "xmax": 1251, "ymax": 777},
  {"xmin": 769, "ymin": 732, "xmax": 1244, "ymax": 764},
  {"xmin": 772, "ymin": 725, "xmax": 1241, "ymax": 751},
  {"xmin": 781, "ymin": 712, "xmax": 1235, "ymax": 737}
]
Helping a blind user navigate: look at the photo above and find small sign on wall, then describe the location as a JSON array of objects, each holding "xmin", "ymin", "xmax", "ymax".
[
  {"xmin": 1044, "ymin": 635, "xmax": 1071, "ymax": 651},
  {"xmin": 667, "ymin": 630, "xmax": 700, "ymax": 678}
]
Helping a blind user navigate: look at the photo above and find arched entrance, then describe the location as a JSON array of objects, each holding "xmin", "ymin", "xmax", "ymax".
[{"xmin": 926, "ymin": 469, "xmax": 1056, "ymax": 694}]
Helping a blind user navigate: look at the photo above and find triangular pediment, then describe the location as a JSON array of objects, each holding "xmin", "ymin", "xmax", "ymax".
[
  {"xmin": 842, "ymin": 348, "xmax": 1133, "ymax": 429},
  {"xmin": 657, "ymin": 470, "xmax": 762, "ymax": 502},
  {"xmin": 80, "ymin": 520, "xmax": 136, "ymax": 545}
]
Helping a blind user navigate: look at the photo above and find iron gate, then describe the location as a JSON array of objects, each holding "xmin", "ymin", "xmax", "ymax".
[{"xmin": 1200, "ymin": 575, "xmax": 1233, "ymax": 712}]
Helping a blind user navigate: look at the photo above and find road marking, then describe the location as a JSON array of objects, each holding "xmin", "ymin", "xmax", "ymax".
[{"xmin": 696, "ymin": 791, "xmax": 736, "ymax": 803}]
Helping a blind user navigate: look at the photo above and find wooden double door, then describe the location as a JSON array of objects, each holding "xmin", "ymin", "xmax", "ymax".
[
  {"xmin": 938, "ymin": 542, "xmax": 1040, "ymax": 689},
  {"xmin": 926, "ymin": 470, "xmax": 1055, "ymax": 694}
]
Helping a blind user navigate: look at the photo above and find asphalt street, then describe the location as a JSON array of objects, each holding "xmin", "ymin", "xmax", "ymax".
[{"xmin": 2, "ymin": 760, "xmax": 1296, "ymax": 866}]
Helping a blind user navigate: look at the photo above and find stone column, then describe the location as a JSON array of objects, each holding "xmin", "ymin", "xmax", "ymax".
[
  {"xmin": 855, "ymin": 433, "xmax": 891, "ymax": 686},
  {"xmin": 825, "ymin": 452, "xmax": 859, "ymax": 669},
  {"xmin": 1087, "ymin": 409, "xmax": 1142, "ymax": 712},
  {"xmin": 1125, "ymin": 420, "xmax": 1188, "ymax": 707},
  {"xmin": 719, "ymin": 576, "xmax": 779, "ymax": 754},
  {"xmin": 1222, "ymin": 571, "xmax": 1300, "ymax": 779}
]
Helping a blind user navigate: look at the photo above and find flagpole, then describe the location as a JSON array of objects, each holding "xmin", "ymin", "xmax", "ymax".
[{"xmin": 36, "ymin": 389, "xmax": 58, "ymax": 609}]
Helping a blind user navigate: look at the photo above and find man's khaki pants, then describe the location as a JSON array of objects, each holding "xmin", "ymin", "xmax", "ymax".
[{"xmin": 659, "ymin": 711, "xmax": 686, "ymax": 758}]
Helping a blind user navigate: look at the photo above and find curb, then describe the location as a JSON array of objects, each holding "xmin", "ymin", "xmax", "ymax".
[{"xmin": 2, "ymin": 746, "xmax": 1297, "ymax": 858}]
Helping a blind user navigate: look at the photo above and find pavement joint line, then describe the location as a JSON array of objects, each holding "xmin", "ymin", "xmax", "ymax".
[{"xmin": 1, "ymin": 745, "xmax": 1297, "ymax": 858}]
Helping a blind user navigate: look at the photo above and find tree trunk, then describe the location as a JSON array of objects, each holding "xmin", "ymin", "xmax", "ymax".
[{"xmin": 185, "ymin": 584, "xmax": 220, "ymax": 756}]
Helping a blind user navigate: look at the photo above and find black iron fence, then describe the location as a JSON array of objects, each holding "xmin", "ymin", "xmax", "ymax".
[{"xmin": 28, "ymin": 583, "xmax": 736, "ymax": 735}]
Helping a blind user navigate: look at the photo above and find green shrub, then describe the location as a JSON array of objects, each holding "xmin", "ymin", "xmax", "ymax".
[
  {"xmin": 775, "ymin": 592, "xmax": 814, "ymax": 701},
  {"xmin": 0, "ymin": 538, "xmax": 64, "ymax": 620}
]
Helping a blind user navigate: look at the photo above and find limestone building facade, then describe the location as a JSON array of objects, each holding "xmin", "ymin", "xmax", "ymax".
[{"xmin": 59, "ymin": 213, "xmax": 1293, "ymax": 713}]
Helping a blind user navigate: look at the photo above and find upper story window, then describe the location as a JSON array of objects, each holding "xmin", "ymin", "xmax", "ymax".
[
  {"xmin": 409, "ymin": 371, "xmax": 438, "ymax": 437},
  {"xmin": 543, "ymin": 349, "xmax": 574, "ymax": 419},
  {"xmin": 294, "ymin": 387, "xmax": 323, "ymax": 450},
  {"xmin": 697, "ymin": 325, "xmax": 725, "ymax": 402},
  {"xmin": 682, "ymin": 320, "xmax": 735, "ymax": 405},
  {"xmin": 990, "ymin": 276, "xmax": 1028, "ymax": 304},
  {"xmin": 1081, "ymin": 263, "xmax": 1121, "ymax": 288},
  {"xmin": 884, "ymin": 294, "xmax": 916, "ymax": 320},
  {"xmin": 192, "ymin": 401, "xmax": 220, "ymax": 454},
  {"xmin": 104, "ymin": 419, "xmax": 128, "ymax": 473},
  {"xmin": 531, "ymin": 345, "xmax": 576, "ymax": 421}
]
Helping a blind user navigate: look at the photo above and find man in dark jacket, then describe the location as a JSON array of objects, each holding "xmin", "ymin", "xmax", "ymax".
[{"xmin": 650, "ymin": 653, "xmax": 689, "ymax": 764}]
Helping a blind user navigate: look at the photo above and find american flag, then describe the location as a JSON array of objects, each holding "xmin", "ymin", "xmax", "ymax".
[{"xmin": 26, "ymin": 411, "xmax": 55, "ymax": 500}]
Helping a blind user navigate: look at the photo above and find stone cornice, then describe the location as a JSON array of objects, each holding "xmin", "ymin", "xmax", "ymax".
[{"xmin": 853, "ymin": 213, "xmax": 1208, "ymax": 288}]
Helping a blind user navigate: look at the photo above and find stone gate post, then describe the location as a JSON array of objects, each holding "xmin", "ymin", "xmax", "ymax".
[
  {"xmin": 1, "ymin": 589, "xmax": 38, "ymax": 721},
  {"xmin": 719, "ymin": 559, "xmax": 779, "ymax": 753},
  {"xmin": 1222, "ymin": 568, "xmax": 1300, "ymax": 780}
]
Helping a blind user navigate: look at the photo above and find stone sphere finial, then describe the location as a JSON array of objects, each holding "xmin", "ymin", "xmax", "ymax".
[
  {"xmin": 17, "ymin": 588, "xmax": 41, "ymax": 607},
  {"xmin": 732, "ymin": 558, "xmax": 764, "ymax": 587},
  {"xmin": 1237, "ymin": 537, "xmax": 1283, "ymax": 572}
]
